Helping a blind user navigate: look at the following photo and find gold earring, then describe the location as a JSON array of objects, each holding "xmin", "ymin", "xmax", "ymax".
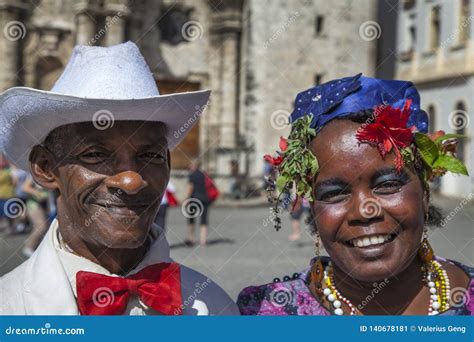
[
  {"xmin": 309, "ymin": 231, "xmax": 324, "ymax": 295},
  {"xmin": 418, "ymin": 227, "xmax": 434, "ymax": 263}
]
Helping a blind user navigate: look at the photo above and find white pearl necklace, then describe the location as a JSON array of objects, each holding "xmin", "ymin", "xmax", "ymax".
[{"xmin": 322, "ymin": 261, "xmax": 450, "ymax": 316}]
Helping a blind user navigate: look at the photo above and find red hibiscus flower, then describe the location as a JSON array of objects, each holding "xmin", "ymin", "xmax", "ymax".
[
  {"xmin": 264, "ymin": 154, "xmax": 283, "ymax": 166},
  {"xmin": 355, "ymin": 100, "xmax": 415, "ymax": 172}
]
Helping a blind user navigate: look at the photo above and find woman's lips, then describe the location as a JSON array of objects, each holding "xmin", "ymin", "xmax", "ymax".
[
  {"xmin": 342, "ymin": 231, "xmax": 400, "ymax": 259},
  {"xmin": 346, "ymin": 233, "xmax": 397, "ymax": 248}
]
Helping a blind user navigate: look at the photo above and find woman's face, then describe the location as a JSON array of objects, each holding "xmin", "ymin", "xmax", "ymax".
[{"xmin": 310, "ymin": 119, "xmax": 428, "ymax": 282}]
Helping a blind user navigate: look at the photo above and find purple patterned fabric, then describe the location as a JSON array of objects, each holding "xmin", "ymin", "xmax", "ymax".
[{"xmin": 237, "ymin": 256, "xmax": 473, "ymax": 316}]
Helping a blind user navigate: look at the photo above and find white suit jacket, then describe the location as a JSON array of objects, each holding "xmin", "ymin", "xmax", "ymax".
[{"xmin": 0, "ymin": 219, "xmax": 239, "ymax": 315}]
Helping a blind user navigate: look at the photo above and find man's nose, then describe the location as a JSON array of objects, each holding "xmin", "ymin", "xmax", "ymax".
[{"xmin": 104, "ymin": 171, "xmax": 148, "ymax": 195}]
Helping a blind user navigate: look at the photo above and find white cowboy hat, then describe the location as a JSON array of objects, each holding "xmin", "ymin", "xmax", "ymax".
[{"xmin": 0, "ymin": 41, "xmax": 210, "ymax": 170}]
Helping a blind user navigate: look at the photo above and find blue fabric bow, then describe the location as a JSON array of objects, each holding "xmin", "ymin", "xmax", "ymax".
[{"xmin": 289, "ymin": 73, "xmax": 429, "ymax": 133}]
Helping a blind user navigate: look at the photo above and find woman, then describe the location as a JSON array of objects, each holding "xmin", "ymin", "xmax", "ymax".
[{"xmin": 238, "ymin": 74, "xmax": 473, "ymax": 315}]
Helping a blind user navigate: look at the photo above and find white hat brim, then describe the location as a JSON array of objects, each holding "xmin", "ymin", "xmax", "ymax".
[{"xmin": 0, "ymin": 87, "xmax": 210, "ymax": 170}]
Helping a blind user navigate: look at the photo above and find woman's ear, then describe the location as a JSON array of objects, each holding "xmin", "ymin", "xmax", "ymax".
[
  {"xmin": 29, "ymin": 145, "xmax": 60, "ymax": 191},
  {"xmin": 423, "ymin": 189, "xmax": 430, "ymax": 221}
]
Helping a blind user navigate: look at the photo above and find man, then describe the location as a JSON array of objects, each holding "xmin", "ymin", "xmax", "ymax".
[
  {"xmin": 0, "ymin": 42, "xmax": 238, "ymax": 315},
  {"xmin": 186, "ymin": 159, "xmax": 211, "ymax": 246}
]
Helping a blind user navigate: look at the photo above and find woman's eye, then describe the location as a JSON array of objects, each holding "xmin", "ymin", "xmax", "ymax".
[
  {"xmin": 318, "ymin": 190, "xmax": 349, "ymax": 203},
  {"xmin": 375, "ymin": 180, "xmax": 402, "ymax": 193}
]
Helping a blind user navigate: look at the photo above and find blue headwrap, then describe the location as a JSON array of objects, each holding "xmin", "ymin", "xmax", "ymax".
[{"xmin": 289, "ymin": 73, "xmax": 429, "ymax": 133}]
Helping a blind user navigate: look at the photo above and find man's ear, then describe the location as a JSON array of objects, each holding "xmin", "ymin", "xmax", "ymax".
[
  {"xmin": 29, "ymin": 145, "xmax": 60, "ymax": 191},
  {"xmin": 167, "ymin": 150, "xmax": 171, "ymax": 171}
]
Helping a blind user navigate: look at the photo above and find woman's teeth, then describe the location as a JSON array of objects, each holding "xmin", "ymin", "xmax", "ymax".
[{"xmin": 349, "ymin": 234, "xmax": 395, "ymax": 247}]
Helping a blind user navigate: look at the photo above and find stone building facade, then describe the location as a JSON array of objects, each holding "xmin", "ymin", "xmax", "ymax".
[
  {"xmin": 396, "ymin": 0, "xmax": 474, "ymax": 197},
  {"xmin": 0, "ymin": 0, "xmax": 379, "ymax": 197}
]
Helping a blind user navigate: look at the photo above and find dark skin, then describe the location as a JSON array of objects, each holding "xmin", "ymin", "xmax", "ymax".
[
  {"xmin": 29, "ymin": 121, "xmax": 170, "ymax": 275},
  {"xmin": 310, "ymin": 119, "xmax": 469, "ymax": 315}
]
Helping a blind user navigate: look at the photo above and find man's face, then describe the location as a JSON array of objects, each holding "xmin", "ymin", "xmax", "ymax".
[{"xmin": 49, "ymin": 121, "xmax": 169, "ymax": 249}]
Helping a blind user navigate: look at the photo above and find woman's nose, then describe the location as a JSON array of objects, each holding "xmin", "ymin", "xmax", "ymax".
[
  {"xmin": 104, "ymin": 171, "xmax": 148, "ymax": 195},
  {"xmin": 347, "ymin": 192, "xmax": 383, "ymax": 224}
]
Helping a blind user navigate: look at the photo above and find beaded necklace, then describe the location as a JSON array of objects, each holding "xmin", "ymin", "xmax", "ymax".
[{"xmin": 322, "ymin": 260, "xmax": 451, "ymax": 315}]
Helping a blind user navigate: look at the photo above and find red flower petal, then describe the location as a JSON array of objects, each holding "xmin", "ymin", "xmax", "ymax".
[
  {"xmin": 279, "ymin": 136, "xmax": 288, "ymax": 152},
  {"xmin": 356, "ymin": 102, "xmax": 414, "ymax": 172}
]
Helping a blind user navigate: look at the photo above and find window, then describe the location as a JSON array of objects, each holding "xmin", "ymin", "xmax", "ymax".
[
  {"xmin": 429, "ymin": 5, "xmax": 441, "ymax": 51},
  {"xmin": 315, "ymin": 73, "xmax": 324, "ymax": 85},
  {"xmin": 427, "ymin": 104, "xmax": 436, "ymax": 133},
  {"xmin": 409, "ymin": 25, "xmax": 417, "ymax": 51},
  {"xmin": 454, "ymin": 101, "xmax": 468, "ymax": 163},
  {"xmin": 459, "ymin": 0, "xmax": 470, "ymax": 44},
  {"xmin": 315, "ymin": 15, "xmax": 325, "ymax": 37}
]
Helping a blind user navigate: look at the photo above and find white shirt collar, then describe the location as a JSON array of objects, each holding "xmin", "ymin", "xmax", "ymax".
[{"xmin": 51, "ymin": 218, "xmax": 172, "ymax": 297}]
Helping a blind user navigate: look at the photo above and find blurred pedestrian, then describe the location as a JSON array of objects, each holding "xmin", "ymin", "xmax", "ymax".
[
  {"xmin": 0, "ymin": 154, "xmax": 15, "ymax": 232},
  {"xmin": 10, "ymin": 165, "xmax": 29, "ymax": 233},
  {"xmin": 288, "ymin": 197, "xmax": 310, "ymax": 242},
  {"xmin": 185, "ymin": 159, "xmax": 216, "ymax": 246},
  {"xmin": 154, "ymin": 181, "xmax": 178, "ymax": 234},
  {"xmin": 21, "ymin": 175, "xmax": 50, "ymax": 257}
]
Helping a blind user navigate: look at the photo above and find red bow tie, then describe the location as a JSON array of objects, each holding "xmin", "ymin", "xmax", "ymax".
[{"xmin": 76, "ymin": 263, "xmax": 182, "ymax": 315}]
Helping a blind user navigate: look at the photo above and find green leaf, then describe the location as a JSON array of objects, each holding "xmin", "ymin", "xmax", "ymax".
[
  {"xmin": 434, "ymin": 133, "xmax": 465, "ymax": 144},
  {"xmin": 310, "ymin": 156, "xmax": 319, "ymax": 174},
  {"xmin": 276, "ymin": 175, "xmax": 289, "ymax": 192},
  {"xmin": 414, "ymin": 133, "xmax": 438, "ymax": 166},
  {"xmin": 433, "ymin": 154, "xmax": 469, "ymax": 176}
]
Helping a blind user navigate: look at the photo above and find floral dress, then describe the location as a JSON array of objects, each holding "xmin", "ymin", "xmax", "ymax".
[{"xmin": 237, "ymin": 256, "xmax": 474, "ymax": 316}]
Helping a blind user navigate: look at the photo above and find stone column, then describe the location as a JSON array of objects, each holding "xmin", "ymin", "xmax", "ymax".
[
  {"xmin": 0, "ymin": 7, "xmax": 21, "ymax": 90},
  {"xmin": 0, "ymin": 1, "xmax": 32, "ymax": 90},
  {"xmin": 74, "ymin": 1, "xmax": 96, "ymax": 45},
  {"xmin": 209, "ymin": 6, "xmax": 242, "ymax": 150},
  {"xmin": 207, "ymin": 0, "xmax": 243, "ymax": 180},
  {"xmin": 104, "ymin": 0, "xmax": 129, "ymax": 46}
]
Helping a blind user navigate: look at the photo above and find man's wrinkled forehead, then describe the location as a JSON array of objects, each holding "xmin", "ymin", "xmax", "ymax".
[{"xmin": 69, "ymin": 121, "xmax": 169, "ymax": 147}]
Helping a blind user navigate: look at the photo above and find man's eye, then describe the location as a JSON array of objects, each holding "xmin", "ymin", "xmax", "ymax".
[
  {"xmin": 82, "ymin": 152, "xmax": 107, "ymax": 159},
  {"xmin": 141, "ymin": 152, "xmax": 165, "ymax": 162}
]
